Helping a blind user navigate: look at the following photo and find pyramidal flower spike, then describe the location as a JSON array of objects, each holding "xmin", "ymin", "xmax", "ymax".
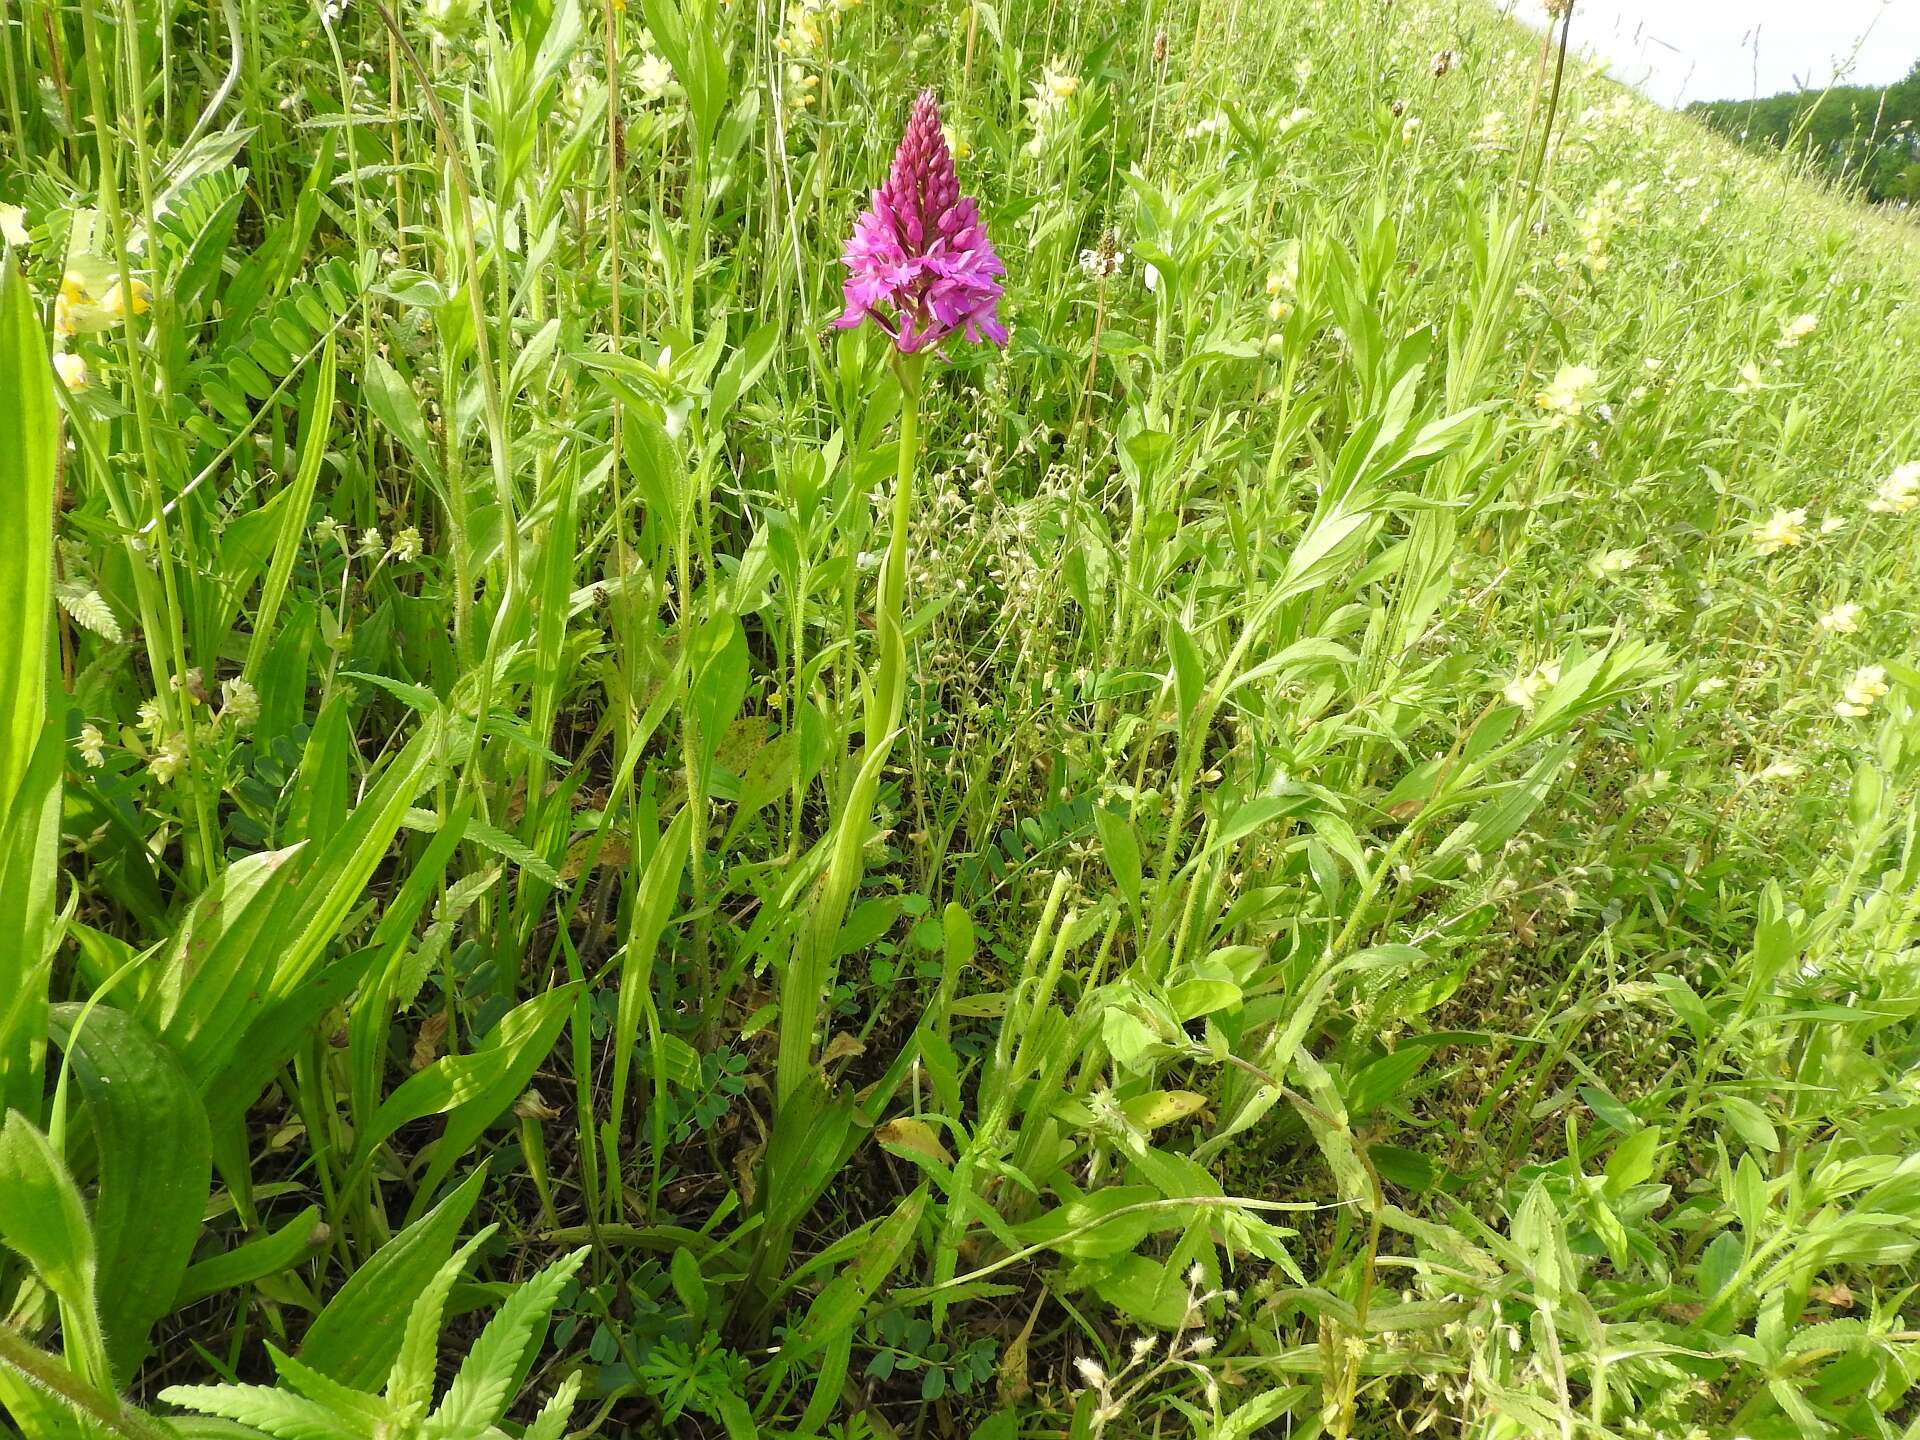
[{"xmin": 835, "ymin": 89, "xmax": 1007, "ymax": 354}]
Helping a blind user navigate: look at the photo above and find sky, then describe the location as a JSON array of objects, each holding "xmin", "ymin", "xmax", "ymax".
[{"xmin": 1518, "ymin": 1, "xmax": 1920, "ymax": 109}]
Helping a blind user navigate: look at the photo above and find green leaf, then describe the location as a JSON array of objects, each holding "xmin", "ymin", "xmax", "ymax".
[
  {"xmin": 1717, "ymin": 1095, "xmax": 1780, "ymax": 1154},
  {"xmin": 175, "ymin": 1205, "xmax": 325, "ymax": 1308},
  {"xmin": 688, "ymin": 615, "xmax": 751, "ymax": 781},
  {"xmin": 1215, "ymin": 1386, "xmax": 1302, "ymax": 1440},
  {"xmin": 158, "ymin": 1381, "xmax": 363, "ymax": 1440},
  {"xmin": 363, "ymin": 984, "xmax": 580, "ymax": 1217},
  {"xmin": 426, "ymin": 1248, "xmax": 587, "ymax": 1436},
  {"xmin": 362, "ymin": 352, "xmax": 443, "ymax": 490},
  {"xmin": 522, "ymin": 1371, "xmax": 582, "ymax": 1440},
  {"xmin": 1091, "ymin": 1253, "xmax": 1187, "ymax": 1329},
  {"xmin": 299, "ymin": 1166, "xmax": 488, "ymax": 1388},
  {"xmin": 0, "ymin": 258, "xmax": 59, "ymax": 1120},
  {"xmin": 1346, "ymin": 1046, "xmax": 1429, "ymax": 1117},
  {"xmin": 1603, "ymin": 1127, "xmax": 1663, "ymax": 1198},
  {"xmin": 0, "ymin": 256, "xmax": 54, "ymax": 816},
  {"xmin": 134, "ymin": 845, "xmax": 298, "ymax": 1090},
  {"xmin": 48, "ymin": 1003, "xmax": 211, "ymax": 1382},
  {"xmin": 1093, "ymin": 807, "xmax": 1142, "ymax": 920},
  {"xmin": 243, "ymin": 334, "xmax": 336, "ymax": 688},
  {"xmin": 1167, "ymin": 618, "xmax": 1204, "ymax": 727},
  {"xmin": 785, "ymin": 1184, "xmax": 928, "ymax": 1364},
  {"xmin": 608, "ymin": 806, "xmax": 692, "ymax": 1177},
  {"xmin": 1009, "ymin": 1186, "xmax": 1167, "ymax": 1260},
  {"xmin": 669, "ymin": 1246, "xmax": 708, "ymax": 1324},
  {"xmin": 387, "ymin": 1228, "xmax": 495, "ymax": 1412},
  {"xmin": 0, "ymin": 724, "xmax": 61, "ymax": 1118},
  {"xmin": 267, "ymin": 1344, "xmax": 393, "ymax": 1428},
  {"xmin": 0, "ymin": 1112, "xmax": 99, "ymax": 1328}
]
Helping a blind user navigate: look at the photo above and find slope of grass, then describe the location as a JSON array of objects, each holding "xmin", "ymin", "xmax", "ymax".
[{"xmin": 3, "ymin": 0, "xmax": 1920, "ymax": 1437}]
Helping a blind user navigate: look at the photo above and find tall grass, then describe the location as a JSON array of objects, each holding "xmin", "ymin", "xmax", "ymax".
[{"xmin": 4, "ymin": 0, "xmax": 1920, "ymax": 1436}]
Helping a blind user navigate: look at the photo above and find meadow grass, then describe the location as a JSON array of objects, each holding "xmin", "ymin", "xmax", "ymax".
[{"xmin": 3, "ymin": 0, "xmax": 1920, "ymax": 1436}]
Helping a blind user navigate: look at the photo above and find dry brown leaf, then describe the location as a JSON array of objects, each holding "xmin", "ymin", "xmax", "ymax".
[
  {"xmin": 876, "ymin": 1116, "xmax": 953, "ymax": 1166},
  {"xmin": 411, "ymin": 1010, "xmax": 449, "ymax": 1071}
]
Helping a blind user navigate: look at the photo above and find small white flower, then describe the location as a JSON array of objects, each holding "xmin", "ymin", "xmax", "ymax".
[
  {"xmin": 147, "ymin": 732, "xmax": 188, "ymax": 785},
  {"xmin": 219, "ymin": 677, "xmax": 260, "ymax": 730},
  {"xmin": 635, "ymin": 52, "xmax": 676, "ymax": 103},
  {"xmin": 1143, "ymin": 262, "xmax": 1160, "ymax": 293},
  {"xmin": 1072, "ymin": 1355, "xmax": 1108, "ymax": 1389},
  {"xmin": 1078, "ymin": 245, "xmax": 1124, "ymax": 280},
  {"xmin": 389, "ymin": 526, "xmax": 423, "ymax": 562},
  {"xmin": 77, "ymin": 724, "xmax": 106, "ymax": 768},
  {"xmin": 0, "ymin": 203, "xmax": 27, "ymax": 247}
]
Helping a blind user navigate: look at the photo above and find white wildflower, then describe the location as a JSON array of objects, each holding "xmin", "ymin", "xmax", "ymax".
[
  {"xmin": 219, "ymin": 678, "xmax": 260, "ymax": 730},
  {"xmin": 148, "ymin": 733, "xmax": 189, "ymax": 785}
]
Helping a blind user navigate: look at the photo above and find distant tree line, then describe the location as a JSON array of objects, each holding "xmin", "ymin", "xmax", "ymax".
[{"xmin": 1688, "ymin": 61, "xmax": 1920, "ymax": 205}]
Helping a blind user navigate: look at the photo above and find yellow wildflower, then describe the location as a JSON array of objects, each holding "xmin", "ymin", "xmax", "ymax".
[
  {"xmin": 1535, "ymin": 363, "xmax": 1599, "ymax": 420},
  {"xmin": 52, "ymin": 352, "xmax": 89, "ymax": 390},
  {"xmin": 1816, "ymin": 602, "xmax": 1862, "ymax": 635},
  {"xmin": 1749, "ymin": 507, "xmax": 1807, "ymax": 556},
  {"xmin": 1504, "ymin": 659, "xmax": 1561, "ymax": 712},
  {"xmin": 1868, "ymin": 462, "xmax": 1920, "ymax": 515},
  {"xmin": 1775, "ymin": 312, "xmax": 1818, "ymax": 349},
  {"xmin": 1834, "ymin": 664, "xmax": 1890, "ymax": 718}
]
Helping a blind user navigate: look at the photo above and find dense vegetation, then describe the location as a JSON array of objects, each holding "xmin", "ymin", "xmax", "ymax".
[
  {"xmin": 1691, "ymin": 60, "xmax": 1920, "ymax": 205},
  {"xmin": 4, "ymin": 0, "xmax": 1920, "ymax": 1436}
]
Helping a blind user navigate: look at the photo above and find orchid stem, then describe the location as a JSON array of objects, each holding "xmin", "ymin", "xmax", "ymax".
[{"xmin": 870, "ymin": 352, "xmax": 925, "ymax": 751}]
